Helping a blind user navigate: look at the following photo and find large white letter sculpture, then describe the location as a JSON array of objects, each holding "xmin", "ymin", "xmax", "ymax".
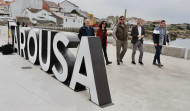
[
  {"xmin": 39, "ymin": 30, "xmax": 52, "ymax": 71},
  {"xmin": 19, "ymin": 27, "xmax": 31, "ymax": 59},
  {"xmin": 70, "ymin": 37, "xmax": 112, "ymax": 106},
  {"xmin": 8, "ymin": 22, "xmax": 112, "ymax": 107},
  {"xmin": 52, "ymin": 32, "xmax": 80, "ymax": 83},
  {"xmin": 27, "ymin": 29, "xmax": 40, "ymax": 64}
]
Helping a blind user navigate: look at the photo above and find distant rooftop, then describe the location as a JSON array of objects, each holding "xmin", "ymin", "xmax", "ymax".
[
  {"xmin": 44, "ymin": 0, "xmax": 58, "ymax": 8},
  {"xmin": 27, "ymin": 8, "xmax": 43, "ymax": 13},
  {"xmin": 59, "ymin": 0, "xmax": 79, "ymax": 8}
]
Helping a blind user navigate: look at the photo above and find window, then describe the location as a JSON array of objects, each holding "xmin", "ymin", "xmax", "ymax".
[
  {"xmin": 73, "ymin": 20, "xmax": 75, "ymax": 22},
  {"xmin": 25, "ymin": 11, "xmax": 28, "ymax": 15},
  {"xmin": 66, "ymin": 19, "xmax": 67, "ymax": 22},
  {"xmin": 44, "ymin": 13, "xmax": 46, "ymax": 16}
]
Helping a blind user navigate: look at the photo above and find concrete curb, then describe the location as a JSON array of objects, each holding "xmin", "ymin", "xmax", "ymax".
[
  {"xmin": 187, "ymin": 49, "xmax": 190, "ymax": 59},
  {"xmin": 162, "ymin": 46, "xmax": 186, "ymax": 58}
]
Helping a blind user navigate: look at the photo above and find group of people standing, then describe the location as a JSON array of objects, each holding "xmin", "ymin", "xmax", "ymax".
[
  {"xmin": 78, "ymin": 17, "xmax": 170, "ymax": 68},
  {"xmin": 16, "ymin": 20, "xmax": 28, "ymax": 27}
]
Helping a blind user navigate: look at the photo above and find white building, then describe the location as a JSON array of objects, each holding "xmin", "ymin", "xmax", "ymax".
[
  {"xmin": 0, "ymin": 4, "xmax": 9, "ymax": 18},
  {"xmin": 53, "ymin": 12, "xmax": 83, "ymax": 28},
  {"xmin": 126, "ymin": 17, "xmax": 145, "ymax": 25},
  {"xmin": 59, "ymin": 0, "xmax": 79, "ymax": 13},
  {"xmin": 63, "ymin": 13, "xmax": 83, "ymax": 27},
  {"xmin": 126, "ymin": 17, "xmax": 138, "ymax": 25},
  {"xmin": 0, "ymin": 0, "xmax": 14, "ymax": 18},
  {"xmin": 9, "ymin": 0, "xmax": 42, "ymax": 19},
  {"xmin": 78, "ymin": 10, "xmax": 89, "ymax": 19},
  {"xmin": 22, "ymin": 8, "xmax": 56, "ymax": 24},
  {"xmin": 43, "ymin": 0, "xmax": 63, "ymax": 13}
]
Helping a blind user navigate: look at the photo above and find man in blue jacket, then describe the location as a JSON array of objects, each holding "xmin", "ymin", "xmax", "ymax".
[
  {"xmin": 78, "ymin": 19, "xmax": 95, "ymax": 40},
  {"xmin": 153, "ymin": 20, "xmax": 170, "ymax": 68}
]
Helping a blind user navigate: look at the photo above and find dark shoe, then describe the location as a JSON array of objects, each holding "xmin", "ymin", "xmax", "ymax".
[
  {"xmin": 120, "ymin": 59, "xmax": 123, "ymax": 63},
  {"xmin": 158, "ymin": 63, "xmax": 163, "ymax": 68},
  {"xmin": 106, "ymin": 61, "xmax": 112, "ymax": 65},
  {"xmin": 105, "ymin": 57, "xmax": 112, "ymax": 65},
  {"xmin": 153, "ymin": 62, "xmax": 158, "ymax": 65},
  {"xmin": 139, "ymin": 62, "xmax": 144, "ymax": 65},
  {"xmin": 117, "ymin": 61, "xmax": 120, "ymax": 65},
  {"xmin": 132, "ymin": 61, "xmax": 136, "ymax": 65}
]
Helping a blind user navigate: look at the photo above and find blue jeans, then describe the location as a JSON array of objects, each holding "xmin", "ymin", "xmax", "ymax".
[{"xmin": 153, "ymin": 45, "xmax": 162, "ymax": 64}]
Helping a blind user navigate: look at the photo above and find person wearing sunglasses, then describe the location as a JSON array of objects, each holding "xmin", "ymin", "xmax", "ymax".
[
  {"xmin": 96, "ymin": 21, "xmax": 112, "ymax": 65},
  {"xmin": 113, "ymin": 16, "xmax": 129, "ymax": 65}
]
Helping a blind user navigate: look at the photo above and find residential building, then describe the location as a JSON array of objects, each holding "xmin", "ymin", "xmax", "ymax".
[
  {"xmin": 58, "ymin": 0, "xmax": 79, "ymax": 13},
  {"xmin": 43, "ymin": 0, "xmax": 63, "ymax": 12},
  {"xmin": 78, "ymin": 10, "xmax": 89, "ymax": 19},
  {"xmin": 0, "ymin": 4, "xmax": 9, "ymax": 18},
  {"xmin": 22, "ymin": 8, "xmax": 56, "ymax": 24},
  {"xmin": 152, "ymin": 20, "xmax": 162, "ymax": 26},
  {"xmin": 106, "ymin": 16, "xmax": 119, "ymax": 25},
  {"xmin": 126, "ymin": 17, "xmax": 145, "ymax": 25},
  {"xmin": 53, "ymin": 12, "xmax": 84, "ymax": 27},
  {"xmin": 0, "ymin": 0, "xmax": 14, "ymax": 18},
  {"xmin": 9, "ymin": 0, "xmax": 43, "ymax": 19}
]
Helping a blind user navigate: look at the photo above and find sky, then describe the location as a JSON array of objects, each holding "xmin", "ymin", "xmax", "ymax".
[{"xmin": 5, "ymin": 0, "xmax": 190, "ymax": 24}]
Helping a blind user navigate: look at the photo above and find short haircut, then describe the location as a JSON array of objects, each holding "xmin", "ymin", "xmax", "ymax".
[
  {"xmin": 119, "ymin": 16, "xmax": 125, "ymax": 19},
  {"xmin": 161, "ymin": 20, "xmax": 166, "ymax": 23},
  {"xmin": 85, "ymin": 19, "xmax": 90, "ymax": 22},
  {"xmin": 137, "ymin": 19, "xmax": 141, "ymax": 21}
]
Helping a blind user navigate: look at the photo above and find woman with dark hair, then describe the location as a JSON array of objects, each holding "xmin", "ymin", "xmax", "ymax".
[{"xmin": 96, "ymin": 21, "xmax": 112, "ymax": 65}]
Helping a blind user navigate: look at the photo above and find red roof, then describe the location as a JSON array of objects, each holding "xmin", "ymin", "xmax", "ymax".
[
  {"xmin": 44, "ymin": 0, "xmax": 58, "ymax": 8},
  {"xmin": 0, "ymin": 0, "xmax": 15, "ymax": 5},
  {"xmin": 153, "ymin": 20, "xmax": 162, "ymax": 23},
  {"xmin": 0, "ymin": 0, "xmax": 6, "ymax": 5}
]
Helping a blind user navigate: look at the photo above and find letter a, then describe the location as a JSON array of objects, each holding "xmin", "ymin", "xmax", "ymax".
[{"xmin": 69, "ymin": 37, "xmax": 112, "ymax": 107}]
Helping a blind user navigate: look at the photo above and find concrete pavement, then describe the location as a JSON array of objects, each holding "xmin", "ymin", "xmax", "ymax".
[{"xmin": 0, "ymin": 29, "xmax": 190, "ymax": 111}]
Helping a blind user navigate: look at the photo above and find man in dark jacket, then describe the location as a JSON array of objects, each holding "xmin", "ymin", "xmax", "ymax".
[
  {"xmin": 153, "ymin": 20, "xmax": 170, "ymax": 68},
  {"xmin": 131, "ymin": 19, "xmax": 145, "ymax": 65},
  {"xmin": 78, "ymin": 19, "xmax": 95, "ymax": 40}
]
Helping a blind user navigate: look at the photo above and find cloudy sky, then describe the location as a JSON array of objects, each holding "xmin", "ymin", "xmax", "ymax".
[{"xmin": 47, "ymin": 0, "xmax": 189, "ymax": 24}]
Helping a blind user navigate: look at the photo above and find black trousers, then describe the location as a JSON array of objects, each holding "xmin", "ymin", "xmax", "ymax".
[{"xmin": 102, "ymin": 38, "xmax": 108, "ymax": 59}]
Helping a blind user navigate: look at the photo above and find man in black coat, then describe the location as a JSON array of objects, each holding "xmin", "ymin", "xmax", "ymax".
[
  {"xmin": 131, "ymin": 19, "xmax": 145, "ymax": 65},
  {"xmin": 78, "ymin": 19, "xmax": 95, "ymax": 40}
]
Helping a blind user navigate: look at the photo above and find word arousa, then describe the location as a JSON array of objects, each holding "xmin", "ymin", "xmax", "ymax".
[{"xmin": 9, "ymin": 23, "xmax": 112, "ymax": 107}]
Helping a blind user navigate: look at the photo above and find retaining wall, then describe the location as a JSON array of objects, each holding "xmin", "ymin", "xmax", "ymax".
[{"xmin": 107, "ymin": 37, "xmax": 187, "ymax": 59}]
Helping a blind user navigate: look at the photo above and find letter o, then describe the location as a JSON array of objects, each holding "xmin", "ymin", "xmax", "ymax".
[{"xmin": 27, "ymin": 29, "xmax": 39, "ymax": 64}]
